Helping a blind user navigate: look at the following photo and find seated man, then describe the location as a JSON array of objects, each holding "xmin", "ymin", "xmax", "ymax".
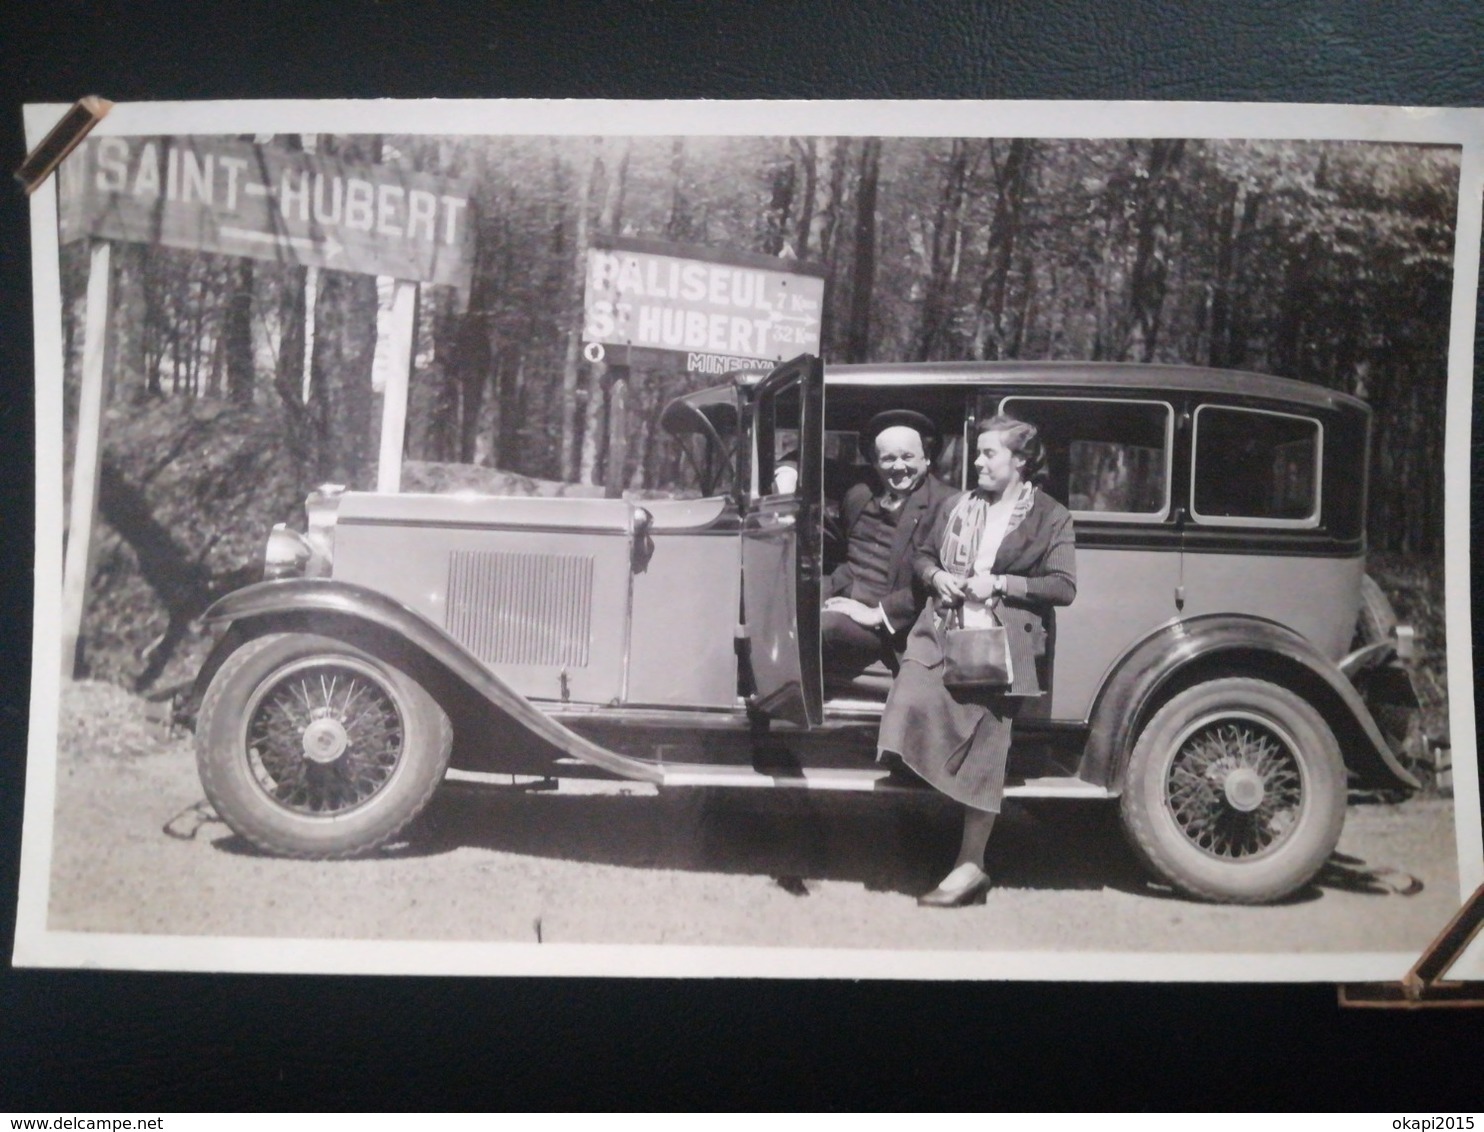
[{"xmin": 821, "ymin": 409, "xmax": 959, "ymax": 683}]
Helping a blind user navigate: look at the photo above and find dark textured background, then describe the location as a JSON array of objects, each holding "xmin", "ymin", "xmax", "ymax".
[{"xmin": 2, "ymin": 0, "xmax": 1482, "ymax": 1111}]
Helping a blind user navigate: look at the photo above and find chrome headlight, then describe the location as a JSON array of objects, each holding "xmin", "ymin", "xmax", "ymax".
[
  {"xmin": 264, "ymin": 524, "xmax": 311, "ymax": 579},
  {"xmin": 263, "ymin": 483, "xmax": 344, "ymax": 580}
]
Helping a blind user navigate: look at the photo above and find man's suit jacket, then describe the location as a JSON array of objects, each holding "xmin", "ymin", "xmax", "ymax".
[{"xmin": 824, "ymin": 474, "xmax": 961, "ymax": 637}]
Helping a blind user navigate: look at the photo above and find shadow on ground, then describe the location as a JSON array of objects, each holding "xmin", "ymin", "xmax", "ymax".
[{"xmin": 206, "ymin": 782, "xmax": 1422, "ymax": 903}]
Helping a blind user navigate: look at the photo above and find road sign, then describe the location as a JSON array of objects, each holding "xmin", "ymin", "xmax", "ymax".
[
  {"xmin": 583, "ymin": 237, "xmax": 825, "ymax": 374},
  {"xmin": 58, "ymin": 136, "xmax": 475, "ymax": 288}
]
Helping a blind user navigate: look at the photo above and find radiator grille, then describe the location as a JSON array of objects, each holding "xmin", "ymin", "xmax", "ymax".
[{"xmin": 446, "ymin": 550, "xmax": 594, "ymax": 668}]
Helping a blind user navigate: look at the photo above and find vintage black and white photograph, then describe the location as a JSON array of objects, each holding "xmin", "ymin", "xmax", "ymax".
[{"xmin": 15, "ymin": 99, "xmax": 1483, "ymax": 979}]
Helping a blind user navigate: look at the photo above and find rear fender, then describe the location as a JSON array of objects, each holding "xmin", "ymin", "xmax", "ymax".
[
  {"xmin": 1083, "ymin": 614, "xmax": 1420, "ymax": 793},
  {"xmin": 196, "ymin": 579, "xmax": 663, "ymax": 783}
]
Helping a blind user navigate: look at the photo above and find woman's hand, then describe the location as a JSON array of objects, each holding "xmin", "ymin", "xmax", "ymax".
[
  {"xmin": 930, "ymin": 569, "xmax": 965, "ymax": 605},
  {"xmin": 964, "ymin": 573, "xmax": 1004, "ymax": 602},
  {"xmin": 822, "ymin": 596, "xmax": 884, "ymax": 627}
]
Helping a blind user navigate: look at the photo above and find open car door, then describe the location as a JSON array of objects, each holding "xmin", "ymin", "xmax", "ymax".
[{"xmin": 740, "ymin": 354, "xmax": 824, "ymax": 728}]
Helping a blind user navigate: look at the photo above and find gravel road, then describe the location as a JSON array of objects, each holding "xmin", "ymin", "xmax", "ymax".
[{"xmin": 42, "ymin": 682, "xmax": 1461, "ymax": 957}]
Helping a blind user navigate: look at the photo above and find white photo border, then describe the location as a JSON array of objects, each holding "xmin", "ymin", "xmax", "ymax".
[{"xmin": 16, "ymin": 98, "xmax": 1484, "ymax": 981}]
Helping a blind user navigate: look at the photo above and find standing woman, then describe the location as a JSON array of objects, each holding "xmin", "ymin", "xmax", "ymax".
[{"xmin": 878, "ymin": 414, "xmax": 1077, "ymax": 907}]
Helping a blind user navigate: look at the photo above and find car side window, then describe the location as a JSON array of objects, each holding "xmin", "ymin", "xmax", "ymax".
[
  {"xmin": 1191, "ymin": 405, "xmax": 1322, "ymax": 527},
  {"xmin": 995, "ymin": 396, "xmax": 1173, "ymax": 521},
  {"xmin": 754, "ymin": 385, "xmax": 800, "ymax": 500}
]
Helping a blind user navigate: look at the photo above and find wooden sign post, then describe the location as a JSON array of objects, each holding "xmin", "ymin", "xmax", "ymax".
[
  {"xmin": 59, "ymin": 241, "xmax": 112, "ymax": 677},
  {"xmin": 376, "ymin": 279, "xmax": 420, "ymax": 493}
]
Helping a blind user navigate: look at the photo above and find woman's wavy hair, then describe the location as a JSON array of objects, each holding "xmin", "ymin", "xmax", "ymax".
[{"xmin": 979, "ymin": 413, "xmax": 1050, "ymax": 486}]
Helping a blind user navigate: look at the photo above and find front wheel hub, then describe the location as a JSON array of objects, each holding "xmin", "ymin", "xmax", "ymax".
[
  {"xmin": 301, "ymin": 717, "xmax": 350, "ymax": 763},
  {"xmin": 1221, "ymin": 766, "xmax": 1266, "ymax": 812}
]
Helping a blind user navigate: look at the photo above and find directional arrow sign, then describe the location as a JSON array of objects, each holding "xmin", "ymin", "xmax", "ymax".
[
  {"xmin": 582, "ymin": 236, "xmax": 826, "ymax": 374},
  {"xmin": 218, "ymin": 225, "xmax": 345, "ymax": 261},
  {"xmin": 59, "ymin": 136, "xmax": 474, "ymax": 288},
  {"xmin": 769, "ymin": 311, "xmax": 818, "ymax": 328}
]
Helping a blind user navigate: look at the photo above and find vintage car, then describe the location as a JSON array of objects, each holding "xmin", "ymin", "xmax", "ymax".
[{"xmin": 191, "ymin": 354, "xmax": 1423, "ymax": 903}]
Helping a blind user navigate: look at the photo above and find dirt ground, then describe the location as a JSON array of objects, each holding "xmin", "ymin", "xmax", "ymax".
[{"xmin": 39, "ymin": 681, "xmax": 1462, "ymax": 957}]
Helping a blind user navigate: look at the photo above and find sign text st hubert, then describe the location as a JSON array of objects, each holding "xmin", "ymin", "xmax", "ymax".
[{"xmin": 59, "ymin": 137, "xmax": 475, "ymax": 289}]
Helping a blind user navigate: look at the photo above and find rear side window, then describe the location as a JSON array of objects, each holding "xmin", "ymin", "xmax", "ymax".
[
  {"xmin": 1191, "ymin": 405, "xmax": 1321, "ymax": 526},
  {"xmin": 996, "ymin": 397, "xmax": 1172, "ymax": 521}
]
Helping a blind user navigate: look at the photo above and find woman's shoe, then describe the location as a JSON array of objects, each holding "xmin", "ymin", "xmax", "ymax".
[{"xmin": 917, "ymin": 863, "xmax": 990, "ymax": 908}]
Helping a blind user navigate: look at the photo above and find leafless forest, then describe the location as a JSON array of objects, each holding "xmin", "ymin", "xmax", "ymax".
[{"xmin": 59, "ymin": 134, "xmax": 1460, "ymax": 695}]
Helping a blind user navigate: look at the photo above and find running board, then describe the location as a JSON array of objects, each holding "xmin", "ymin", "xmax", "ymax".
[{"xmin": 652, "ymin": 763, "xmax": 1112, "ymax": 798}]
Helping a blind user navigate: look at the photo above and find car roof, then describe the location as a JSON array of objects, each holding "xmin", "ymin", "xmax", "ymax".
[
  {"xmin": 662, "ymin": 360, "xmax": 1370, "ymax": 438},
  {"xmin": 825, "ymin": 360, "xmax": 1368, "ymax": 413}
]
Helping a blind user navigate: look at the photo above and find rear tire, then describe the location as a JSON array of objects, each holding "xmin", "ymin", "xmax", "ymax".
[
  {"xmin": 1120, "ymin": 677, "xmax": 1346, "ymax": 904},
  {"xmin": 196, "ymin": 633, "xmax": 452, "ymax": 858}
]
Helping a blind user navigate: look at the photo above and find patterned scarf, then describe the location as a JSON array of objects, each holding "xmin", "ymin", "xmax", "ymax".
[{"xmin": 938, "ymin": 481, "xmax": 1037, "ymax": 579}]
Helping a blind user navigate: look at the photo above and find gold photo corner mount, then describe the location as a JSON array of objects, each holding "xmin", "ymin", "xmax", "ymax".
[
  {"xmin": 14, "ymin": 96, "xmax": 113, "ymax": 195},
  {"xmin": 1340, "ymin": 881, "xmax": 1484, "ymax": 1007}
]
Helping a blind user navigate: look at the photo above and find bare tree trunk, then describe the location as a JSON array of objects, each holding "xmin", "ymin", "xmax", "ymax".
[
  {"xmin": 140, "ymin": 251, "xmax": 164, "ymax": 395},
  {"xmin": 1125, "ymin": 139, "xmax": 1186, "ymax": 362},
  {"xmin": 760, "ymin": 143, "xmax": 796, "ymax": 256},
  {"xmin": 818, "ymin": 138, "xmax": 849, "ymax": 268},
  {"xmin": 816, "ymin": 138, "xmax": 851, "ymax": 357},
  {"xmin": 497, "ymin": 352, "xmax": 524, "ymax": 471},
  {"xmin": 189, "ymin": 293, "xmax": 206, "ymax": 397},
  {"xmin": 844, "ymin": 137, "xmax": 881, "ymax": 364},
  {"xmin": 311, "ymin": 268, "xmax": 379, "ymax": 487},
  {"xmin": 169, "ymin": 326, "xmax": 182, "ymax": 395},
  {"xmin": 1009, "ymin": 248, "xmax": 1036, "ymax": 357},
  {"xmin": 455, "ymin": 318, "xmax": 492, "ymax": 464},
  {"xmin": 206, "ymin": 331, "xmax": 225, "ymax": 399},
  {"xmin": 110, "ymin": 243, "xmax": 149, "ymax": 400},
  {"xmin": 272, "ymin": 265, "xmax": 313, "ymax": 469},
  {"xmin": 627, "ymin": 406, "xmax": 651, "ymax": 491},
  {"xmin": 581, "ymin": 139, "xmax": 630, "ymax": 485},
  {"xmin": 224, "ymin": 258, "xmax": 256, "ymax": 403},
  {"xmin": 1207, "ymin": 182, "xmax": 1237, "ymax": 368},
  {"xmin": 560, "ymin": 141, "xmax": 598, "ymax": 483},
  {"xmin": 665, "ymin": 138, "xmax": 690, "ymax": 241},
  {"xmin": 791, "ymin": 137, "xmax": 818, "ymax": 260},
  {"xmin": 607, "ymin": 137, "xmax": 631, "ymax": 236},
  {"xmin": 973, "ymin": 138, "xmax": 1033, "ymax": 360},
  {"xmin": 915, "ymin": 139, "xmax": 969, "ymax": 361}
]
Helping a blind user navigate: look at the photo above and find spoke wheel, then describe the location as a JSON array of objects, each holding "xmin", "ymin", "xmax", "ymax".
[
  {"xmin": 1120, "ymin": 678, "xmax": 1346, "ymax": 904},
  {"xmin": 245, "ymin": 659, "xmax": 407, "ymax": 817},
  {"xmin": 197, "ymin": 633, "xmax": 452, "ymax": 859},
  {"xmin": 1165, "ymin": 714, "xmax": 1304, "ymax": 861}
]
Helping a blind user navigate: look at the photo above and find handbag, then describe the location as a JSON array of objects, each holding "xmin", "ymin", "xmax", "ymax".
[{"xmin": 939, "ymin": 601, "xmax": 1014, "ymax": 689}]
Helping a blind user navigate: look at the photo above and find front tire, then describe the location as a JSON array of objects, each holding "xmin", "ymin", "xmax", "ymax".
[
  {"xmin": 1120, "ymin": 678, "xmax": 1346, "ymax": 904},
  {"xmin": 196, "ymin": 632, "xmax": 453, "ymax": 858}
]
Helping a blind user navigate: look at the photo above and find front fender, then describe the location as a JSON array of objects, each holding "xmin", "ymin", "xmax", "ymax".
[
  {"xmin": 1083, "ymin": 614, "xmax": 1420, "ymax": 792},
  {"xmin": 198, "ymin": 579, "xmax": 663, "ymax": 784}
]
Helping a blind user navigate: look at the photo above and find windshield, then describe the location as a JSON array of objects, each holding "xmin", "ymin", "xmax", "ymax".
[{"xmin": 658, "ymin": 384, "xmax": 741, "ymax": 498}]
